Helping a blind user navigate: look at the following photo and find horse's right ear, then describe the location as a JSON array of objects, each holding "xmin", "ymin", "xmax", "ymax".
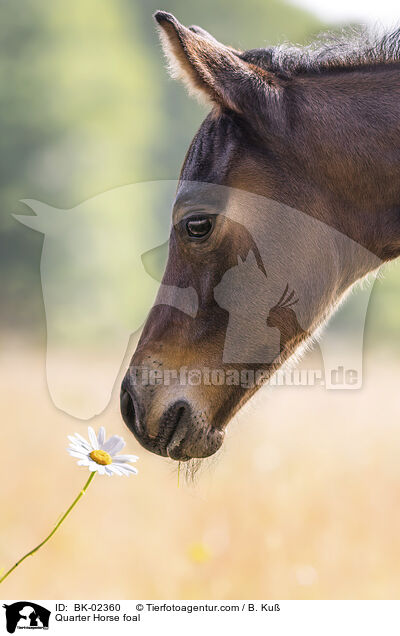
[{"xmin": 154, "ymin": 11, "xmax": 280, "ymax": 114}]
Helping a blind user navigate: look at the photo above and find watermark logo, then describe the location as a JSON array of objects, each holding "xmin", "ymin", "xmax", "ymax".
[
  {"xmin": 14, "ymin": 181, "xmax": 381, "ymax": 418},
  {"xmin": 2, "ymin": 603, "xmax": 50, "ymax": 633},
  {"xmin": 129, "ymin": 365, "xmax": 358, "ymax": 388}
]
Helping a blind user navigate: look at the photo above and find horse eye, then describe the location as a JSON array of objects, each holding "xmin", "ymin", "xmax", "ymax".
[{"xmin": 186, "ymin": 216, "xmax": 213, "ymax": 240}]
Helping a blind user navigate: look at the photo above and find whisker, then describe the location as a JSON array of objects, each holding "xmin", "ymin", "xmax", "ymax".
[
  {"xmin": 276, "ymin": 283, "xmax": 289, "ymax": 306},
  {"xmin": 284, "ymin": 298, "xmax": 299, "ymax": 308},
  {"xmin": 284, "ymin": 290, "xmax": 295, "ymax": 304}
]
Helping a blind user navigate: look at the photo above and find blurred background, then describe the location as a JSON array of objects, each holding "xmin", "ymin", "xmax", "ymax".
[{"xmin": 1, "ymin": 0, "xmax": 400, "ymax": 599}]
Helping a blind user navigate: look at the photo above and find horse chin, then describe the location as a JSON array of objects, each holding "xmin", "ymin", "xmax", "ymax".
[{"xmin": 166, "ymin": 420, "xmax": 225, "ymax": 461}]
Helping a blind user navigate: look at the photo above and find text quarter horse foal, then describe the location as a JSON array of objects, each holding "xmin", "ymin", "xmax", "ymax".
[{"xmin": 121, "ymin": 12, "xmax": 400, "ymax": 461}]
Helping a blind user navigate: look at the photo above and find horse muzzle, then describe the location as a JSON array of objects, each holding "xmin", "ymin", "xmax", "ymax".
[{"xmin": 120, "ymin": 373, "xmax": 225, "ymax": 461}]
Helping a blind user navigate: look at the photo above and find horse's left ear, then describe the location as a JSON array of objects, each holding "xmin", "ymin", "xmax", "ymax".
[{"xmin": 154, "ymin": 11, "xmax": 280, "ymax": 114}]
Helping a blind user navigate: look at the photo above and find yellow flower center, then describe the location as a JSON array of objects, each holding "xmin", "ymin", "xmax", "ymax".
[{"xmin": 89, "ymin": 449, "xmax": 112, "ymax": 465}]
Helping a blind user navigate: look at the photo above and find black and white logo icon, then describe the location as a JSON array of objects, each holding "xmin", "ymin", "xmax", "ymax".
[{"xmin": 2, "ymin": 602, "xmax": 50, "ymax": 633}]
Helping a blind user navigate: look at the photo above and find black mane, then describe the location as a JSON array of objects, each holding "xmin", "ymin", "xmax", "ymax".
[{"xmin": 240, "ymin": 26, "xmax": 400, "ymax": 78}]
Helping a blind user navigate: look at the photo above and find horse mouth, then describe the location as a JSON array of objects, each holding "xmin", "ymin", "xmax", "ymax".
[
  {"xmin": 120, "ymin": 388, "xmax": 224, "ymax": 460},
  {"xmin": 120, "ymin": 390, "xmax": 191, "ymax": 460},
  {"xmin": 164, "ymin": 405, "xmax": 191, "ymax": 460}
]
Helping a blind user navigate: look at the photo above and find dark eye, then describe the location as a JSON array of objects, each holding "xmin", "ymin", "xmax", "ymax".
[{"xmin": 186, "ymin": 216, "xmax": 213, "ymax": 240}]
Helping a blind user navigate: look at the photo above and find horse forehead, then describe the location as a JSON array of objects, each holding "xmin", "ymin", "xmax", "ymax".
[{"xmin": 180, "ymin": 112, "xmax": 246, "ymax": 185}]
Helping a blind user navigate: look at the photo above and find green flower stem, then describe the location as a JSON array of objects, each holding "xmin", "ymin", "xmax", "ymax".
[{"xmin": 0, "ymin": 471, "xmax": 96, "ymax": 585}]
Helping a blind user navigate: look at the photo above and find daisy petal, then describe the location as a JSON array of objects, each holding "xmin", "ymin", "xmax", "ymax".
[
  {"xmin": 68, "ymin": 443, "xmax": 88, "ymax": 454},
  {"xmin": 88, "ymin": 427, "xmax": 99, "ymax": 450},
  {"xmin": 112, "ymin": 463, "xmax": 133, "ymax": 476},
  {"xmin": 102, "ymin": 436, "xmax": 125, "ymax": 456},
  {"xmin": 97, "ymin": 426, "xmax": 106, "ymax": 448},
  {"xmin": 114, "ymin": 462, "xmax": 138, "ymax": 475},
  {"xmin": 114, "ymin": 454, "xmax": 138, "ymax": 463},
  {"xmin": 108, "ymin": 464, "xmax": 123, "ymax": 476},
  {"xmin": 77, "ymin": 459, "xmax": 90, "ymax": 466},
  {"xmin": 68, "ymin": 438, "xmax": 85, "ymax": 450},
  {"xmin": 67, "ymin": 437, "xmax": 83, "ymax": 446},
  {"xmin": 67, "ymin": 449, "xmax": 88, "ymax": 459},
  {"xmin": 73, "ymin": 433, "xmax": 92, "ymax": 450}
]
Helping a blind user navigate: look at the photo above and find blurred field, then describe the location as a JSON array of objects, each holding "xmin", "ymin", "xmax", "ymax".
[{"xmin": 2, "ymin": 342, "xmax": 400, "ymax": 599}]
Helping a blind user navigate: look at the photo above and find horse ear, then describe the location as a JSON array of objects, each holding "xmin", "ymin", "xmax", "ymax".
[
  {"xmin": 187, "ymin": 25, "xmax": 220, "ymax": 45},
  {"xmin": 154, "ymin": 11, "xmax": 279, "ymax": 113}
]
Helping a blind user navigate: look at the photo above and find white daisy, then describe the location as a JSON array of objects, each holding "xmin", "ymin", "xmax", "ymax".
[{"xmin": 67, "ymin": 426, "xmax": 138, "ymax": 476}]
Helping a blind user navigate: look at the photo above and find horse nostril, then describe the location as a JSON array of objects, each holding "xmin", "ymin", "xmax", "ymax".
[{"xmin": 120, "ymin": 390, "xmax": 139, "ymax": 435}]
